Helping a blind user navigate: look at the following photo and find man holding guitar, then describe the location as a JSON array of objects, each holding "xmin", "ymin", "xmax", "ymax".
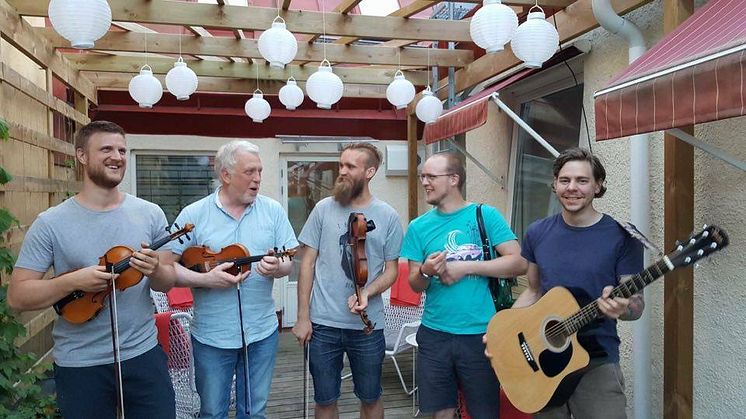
[
  {"xmin": 8, "ymin": 121, "xmax": 178, "ymax": 418},
  {"xmin": 401, "ymin": 152, "xmax": 527, "ymax": 418},
  {"xmin": 164, "ymin": 140, "xmax": 298, "ymax": 418},
  {"xmin": 510, "ymin": 147, "xmax": 644, "ymax": 418},
  {"xmin": 292, "ymin": 142, "xmax": 403, "ymax": 419}
]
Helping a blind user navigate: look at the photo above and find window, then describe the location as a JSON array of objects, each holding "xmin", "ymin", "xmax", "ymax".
[
  {"xmin": 509, "ymin": 64, "xmax": 585, "ymax": 241},
  {"xmin": 135, "ymin": 154, "xmax": 216, "ymax": 224}
]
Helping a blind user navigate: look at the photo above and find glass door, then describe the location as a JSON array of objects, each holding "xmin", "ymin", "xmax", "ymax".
[{"xmin": 280, "ymin": 156, "xmax": 339, "ymax": 327}]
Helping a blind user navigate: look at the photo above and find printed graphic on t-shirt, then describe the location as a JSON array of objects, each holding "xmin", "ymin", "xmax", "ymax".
[{"xmin": 443, "ymin": 229, "xmax": 483, "ymax": 262}]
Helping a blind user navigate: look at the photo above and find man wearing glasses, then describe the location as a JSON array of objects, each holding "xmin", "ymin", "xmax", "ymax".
[{"xmin": 400, "ymin": 151, "xmax": 527, "ymax": 418}]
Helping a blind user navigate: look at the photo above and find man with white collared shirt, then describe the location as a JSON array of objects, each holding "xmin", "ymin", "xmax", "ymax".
[{"xmin": 164, "ymin": 140, "xmax": 298, "ymax": 419}]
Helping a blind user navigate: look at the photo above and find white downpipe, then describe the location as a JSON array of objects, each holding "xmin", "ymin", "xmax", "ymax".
[{"xmin": 592, "ymin": 2, "xmax": 650, "ymax": 419}]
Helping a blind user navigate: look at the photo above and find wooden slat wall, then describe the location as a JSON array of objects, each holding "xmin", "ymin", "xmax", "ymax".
[{"xmin": 0, "ymin": 6, "xmax": 90, "ymax": 359}]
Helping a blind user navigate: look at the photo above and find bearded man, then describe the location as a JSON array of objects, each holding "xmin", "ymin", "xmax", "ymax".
[{"xmin": 292, "ymin": 142, "xmax": 403, "ymax": 419}]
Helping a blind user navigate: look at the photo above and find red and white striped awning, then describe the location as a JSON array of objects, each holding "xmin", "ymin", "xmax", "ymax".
[
  {"xmin": 594, "ymin": 0, "xmax": 746, "ymax": 141},
  {"xmin": 423, "ymin": 69, "xmax": 533, "ymax": 144}
]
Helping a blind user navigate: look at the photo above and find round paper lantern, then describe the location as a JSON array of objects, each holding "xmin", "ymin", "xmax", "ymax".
[
  {"xmin": 415, "ymin": 87, "xmax": 443, "ymax": 123},
  {"xmin": 511, "ymin": 8, "xmax": 559, "ymax": 68},
  {"xmin": 469, "ymin": 0, "xmax": 518, "ymax": 54},
  {"xmin": 48, "ymin": 0, "xmax": 112, "ymax": 49},
  {"xmin": 244, "ymin": 90, "xmax": 271, "ymax": 123},
  {"xmin": 386, "ymin": 70, "xmax": 416, "ymax": 110},
  {"xmin": 128, "ymin": 65, "xmax": 163, "ymax": 108},
  {"xmin": 306, "ymin": 60, "xmax": 344, "ymax": 109},
  {"xmin": 165, "ymin": 57, "xmax": 198, "ymax": 100},
  {"xmin": 279, "ymin": 77, "xmax": 304, "ymax": 110},
  {"xmin": 257, "ymin": 16, "xmax": 298, "ymax": 69}
]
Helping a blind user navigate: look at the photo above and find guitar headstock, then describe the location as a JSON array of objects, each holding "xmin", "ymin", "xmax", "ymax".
[{"xmin": 667, "ymin": 225, "xmax": 729, "ymax": 268}]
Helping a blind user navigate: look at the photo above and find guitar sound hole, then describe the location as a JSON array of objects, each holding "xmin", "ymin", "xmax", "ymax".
[{"xmin": 544, "ymin": 319, "xmax": 569, "ymax": 351}]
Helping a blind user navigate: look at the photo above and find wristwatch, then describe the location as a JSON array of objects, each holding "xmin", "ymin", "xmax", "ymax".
[{"xmin": 419, "ymin": 266, "xmax": 432, "ymax": 280}]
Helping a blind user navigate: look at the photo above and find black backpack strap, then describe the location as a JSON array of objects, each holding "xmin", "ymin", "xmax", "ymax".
[{"xmin": 476, "ymin": 204, "xmax": 492, "ymax": 261}]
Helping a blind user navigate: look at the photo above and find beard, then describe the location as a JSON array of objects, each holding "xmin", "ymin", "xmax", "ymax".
[
  {"xmin": 86, "ymin": 163, "xmax": 123, "ymax": 189},
  {"xmin": 332, "ymin": 175, "xmax": 364, "ymax": 206}
]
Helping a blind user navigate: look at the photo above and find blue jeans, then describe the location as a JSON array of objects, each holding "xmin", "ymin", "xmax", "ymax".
[
  {"xmin": 54, "ymin": 345, "xmax": 175, "ymax": 419},
  {"xmin": 308, "ymin": 323, "xmax": 385, "ymax": 405},
  {"xmin": 192, "ymin": 329, "xmax": 279, "ymax": 419}
]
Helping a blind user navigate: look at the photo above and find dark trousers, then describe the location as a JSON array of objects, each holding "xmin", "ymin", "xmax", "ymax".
[{"xmin": 54, "ymin": 345, "xmax": 175, "ymax": 419}]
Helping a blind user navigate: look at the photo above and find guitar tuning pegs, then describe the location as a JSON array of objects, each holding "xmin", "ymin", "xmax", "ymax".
[
  {"xmin": 703, "ymin": 224, "xmax": 708, "ymax": 229},
  {"xmin": 689, "ymin": 238, "xmax": 696, "ymax": 245},
  {"xmin": 684, "ymin": 257, "xmax": 692, "ymax": 264},
  {"xmin": 696, "ymin": 249, "xmax": 704, "ymax": 256},
  {"xmin": 710, "ymin": 243, "xmax": 717, "ymax": 249}
]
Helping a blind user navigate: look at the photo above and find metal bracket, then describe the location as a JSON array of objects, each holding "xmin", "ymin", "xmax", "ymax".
[
  {"xmin": 491, "ymin": 93, "xmax": 559, "ymax": 157},
  {"xmin": 666, "ymin": 128, "xmax": 746, "ymax": 172}
]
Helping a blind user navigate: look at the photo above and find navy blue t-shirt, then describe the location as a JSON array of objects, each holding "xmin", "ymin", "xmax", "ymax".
[{"xmin": 521, "ymin": 213, "xmax": 643, "ymax": 363}]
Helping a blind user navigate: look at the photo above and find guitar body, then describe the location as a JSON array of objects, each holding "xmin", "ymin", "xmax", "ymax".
[{"xmin": 486, "ymin": 287, "xmax": 590, "ymax": 413}]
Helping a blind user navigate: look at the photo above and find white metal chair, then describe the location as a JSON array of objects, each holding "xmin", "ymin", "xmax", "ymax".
[{"xmin": 383, "ymin": 292, "xmax": 425, "ymax": 395}]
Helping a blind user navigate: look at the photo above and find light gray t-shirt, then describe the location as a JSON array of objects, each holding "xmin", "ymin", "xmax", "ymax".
[
  {"xmin": 15, "ymin": 194, "xmax": 170, "ymax": 367},
  {"xmin": 298, "ymin": 197, "xmax": 403, "ymax": 330}
]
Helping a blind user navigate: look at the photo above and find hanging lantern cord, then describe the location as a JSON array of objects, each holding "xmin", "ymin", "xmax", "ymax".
[
  {"xmin": 321, "ymin": 0, "xmax": 327, "ymax": 61},
  {"xmin": 427, "ymin": 42, "xmax": 432, "ymax": 91}
]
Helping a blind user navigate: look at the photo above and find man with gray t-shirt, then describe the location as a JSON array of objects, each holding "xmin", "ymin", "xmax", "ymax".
[
  {"xmin": 8, "ymin": 121, "xmax": 177, "ymax": 419},
  {"xmin": 293, "ymin": 143, "xmax": 403, "ymax": 419}
]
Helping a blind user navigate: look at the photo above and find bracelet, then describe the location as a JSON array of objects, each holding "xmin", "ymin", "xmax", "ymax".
[{"xmin": 418, "ymin": 266, "xmax": 432, "ymax": 280}]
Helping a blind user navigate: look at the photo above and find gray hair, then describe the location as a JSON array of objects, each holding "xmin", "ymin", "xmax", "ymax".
[{"xmin": 214, "ymin": 140, "xmax": 260, "ymax": 178}]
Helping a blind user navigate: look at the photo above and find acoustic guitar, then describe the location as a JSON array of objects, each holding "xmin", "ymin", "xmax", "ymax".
[{"xmin": 485, "ymin": 225, "xmax": 729, "ymax": 414}]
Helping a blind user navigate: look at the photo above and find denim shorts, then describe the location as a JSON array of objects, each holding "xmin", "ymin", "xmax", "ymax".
[
  {"xmin": 308, "ymin": 323, "xmax": 385, "ymax": 405},
  {"xmin": 416, "ymin": 325, "xmax": 500, "ymax": 417}
]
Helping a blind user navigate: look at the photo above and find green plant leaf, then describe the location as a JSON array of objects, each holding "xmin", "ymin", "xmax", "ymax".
[
  {"xmin": 0, "ymin": 167, "xmax": 12, "ymax": 185},
  {"xmin": 0, "ymin": 119, "xmax": 9, "ymax": 141}
]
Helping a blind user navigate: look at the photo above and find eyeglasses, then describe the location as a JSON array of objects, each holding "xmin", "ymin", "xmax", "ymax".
[{"xmin": 419, "ymin": 173, "xmax": 455, "ymax": 182}]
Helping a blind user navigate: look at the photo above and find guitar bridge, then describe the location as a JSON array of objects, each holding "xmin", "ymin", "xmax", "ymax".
[{"xmin": 519, "ymin": 332, "xmax": 539, "ymax": 372}]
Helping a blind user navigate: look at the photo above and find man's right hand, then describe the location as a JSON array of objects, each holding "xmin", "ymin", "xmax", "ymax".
[
  {"xmin": 292, "ymin": 318, "xmax": 312, "ymax": 346},
  {"xmin": 69, "ymin": 265, "xmax": 117, "ymax": 293},
  {"xmin": 205, "ymin": 262, "xmax": 249, "ymax": 288},
  {"xmin": 422, "ymin": 250, "xmax": 447, "ymax": 277}
]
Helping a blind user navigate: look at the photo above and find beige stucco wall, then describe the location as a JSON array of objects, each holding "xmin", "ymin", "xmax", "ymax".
[{"xmin": 469, "ymin": 0, "xmax": 745, "ymax": 416}]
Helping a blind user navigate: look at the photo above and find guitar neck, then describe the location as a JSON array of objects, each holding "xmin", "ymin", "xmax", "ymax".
[{"xmin": 563, "ymin": 257, "xmax": 672, "ymax": 335}]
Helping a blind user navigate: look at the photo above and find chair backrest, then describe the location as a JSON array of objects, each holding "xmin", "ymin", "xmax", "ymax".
[{"xmin": 383, "ymin": 292, "xmax": 425, "ymax": 353}]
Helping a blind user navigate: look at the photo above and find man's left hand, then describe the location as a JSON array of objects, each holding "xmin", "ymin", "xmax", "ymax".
[
  {"xmin": 597, "ymin": 285, "xmax": 630, "ymax": 319},
  {"xmin": 348, "ymin": 289, "xmax": 369, "ymax": 314},
  {"xmin": 256, "ymin": 250, "xmax": 281, "ymax": 277},
  {"xmin": 130, "ymin": 242, "xmax": 160, "ymax": 276},
  {"xmin": 440, "ymin": 262, "xmax": 468, "ymax": 285}
]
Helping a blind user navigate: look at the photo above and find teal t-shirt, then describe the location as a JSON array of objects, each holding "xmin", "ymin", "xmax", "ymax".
[{"xmin": 400, "ymin": 203, "xmax": 516, "ymax": 334}]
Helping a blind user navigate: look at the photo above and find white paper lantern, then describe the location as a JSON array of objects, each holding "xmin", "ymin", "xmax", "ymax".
[
  {"xmin": 469, "ymin": 0, "xmax": 518, "ymax": 54},
  {"xmin": 415, "ymin": 87, "xmax": 443, "ymax": 123},
  {"xmin": 48, "ymin": 0, "xmax": 111, "ymax": 49},
  {"xmin": 306, "ymin": 60, "xmax": 344, "ymax": 110},
  {"xmin": 128, "ymin": 65, "xmax": 163, "ymax": 108},
  {"xmin": 165, "ymin": 57, "xmax": 198, "ymax": 100},
  {"xmin": 258, "ymin": 16, "xmax": 298, "ymax": 69},
  {"xmin": 511, "ymin": 8, "xmax": 559, "ymax": 68},
  {"xmin": 279, "ymin": 77, "xmax": 304, "ymax": 110},
  {"xmin": 244, "ymin": 90, "xmax": 271, "ymax": 123},
  {"xmin": 386, "ymin": 70, "xmax": 416, "ymax": 110}
]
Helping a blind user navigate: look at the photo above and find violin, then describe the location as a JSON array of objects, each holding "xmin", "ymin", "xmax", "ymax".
[
  {"xmin": 54, "ymin": 223, "xmax": 194, "ymax": 324},
  {"xmin": 181, "ymin": 243, "xmax": 297, "ymax": 275},
  {"xmin": 347, "ymin": 212, "xmax": 377, "ymax": 335}
]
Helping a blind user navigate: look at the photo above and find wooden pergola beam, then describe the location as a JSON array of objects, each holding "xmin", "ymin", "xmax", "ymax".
[
  {"xmin": 438, "ymin": 0, "xmax": 652, "ymax": 99},
  {"xmin": 281, "ymin": 0, "xmax": 292, "ymax": 11},
  {"xmin": 37, "ymin": 28, "xmax": 472, "ymax": 68},
  {"xmin": 663, "ymin": 1, "xmax": 694, "ymax": 418},
  {"xmin": 10, "ymin": 0, "xmax": 472, "ymax": 42},
  {"xmin": 0, "ymin": 0, "xmax": 96, "ymax": 103},
  {"xmin": 65, "ymin": 54, "xmax": 430, "ymax": 86},
  {"xmin": 83, "ymin": 71, "xmax": 389, "ymax": 98}
]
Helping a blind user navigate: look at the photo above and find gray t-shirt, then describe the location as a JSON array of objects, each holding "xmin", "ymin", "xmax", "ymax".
[
  {"xmin": 15, "ymin": 194, "xmax": 170, "ymax": 367},
  {"xmin": 298, "ymin": 197, "xmax": 403, "ymax": 330}
]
